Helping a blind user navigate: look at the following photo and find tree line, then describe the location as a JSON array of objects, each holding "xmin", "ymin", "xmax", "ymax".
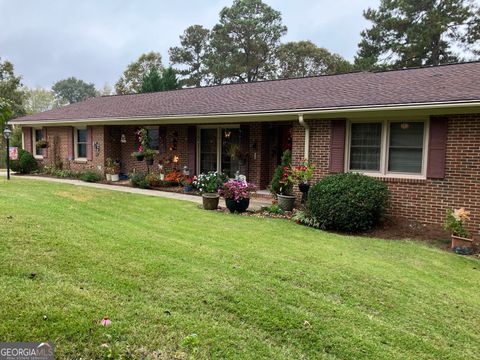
[{"xmin": 1, "ymin": 0, "xmax": 479, "ymax": 131}]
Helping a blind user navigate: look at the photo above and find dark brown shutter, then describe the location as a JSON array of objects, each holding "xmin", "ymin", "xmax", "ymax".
[
  {"xmin": 42, "ymin": 128, "xmax": 48, "ymax": 158},
  {"xmin": 22, "ymin": 127, "xmax": 33, "ymax": 153},
  {"xmin": 86, "ymin": 126, "xmax": 93, "ymax": 161},
  {"xmin": 329, "ymin": 119, "xmax": 346, "ymax": 173},
  {"xmin": 187, "ymin": 126, "xmax": 196, "ymax": 175},
  {"xmin": 67, "ymin": 127, "xmax": 74, "ymax": 160},
  {"xmin": 427, "ymin": 117, "xmax": 448, "ymax": 179}
]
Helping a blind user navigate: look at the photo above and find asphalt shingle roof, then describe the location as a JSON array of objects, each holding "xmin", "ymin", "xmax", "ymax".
[{"xmin": 12, "ymin": 61, "xmax": 480, "ymax": 123}]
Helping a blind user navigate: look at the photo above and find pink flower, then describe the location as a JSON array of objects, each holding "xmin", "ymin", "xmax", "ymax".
[{"xmin": 100, "ymin": 317, "xmax": 111, "ymax": 326}]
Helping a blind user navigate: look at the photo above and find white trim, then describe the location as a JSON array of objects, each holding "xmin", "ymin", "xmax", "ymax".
[
  {"xmin": 345, "ymin": 118, "xmax": 429, "ymax": 179},
  {"xmin": 74, "ymin": 126, "xmax": 87, "ymax": 161},
  {"xmin": 8, "ymin": 100, "xmax": 480, "ymax": 126},
  {"xmin": 32, "ymin": 127, "xmax": 44, "ymax": 159}
]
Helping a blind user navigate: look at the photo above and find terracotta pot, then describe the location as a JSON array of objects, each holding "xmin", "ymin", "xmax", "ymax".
[
  {"xmin": 111, "ymin": 174, "xmax": 119, "ymax": 182},
  {"xmin": 277, "ymin": 194, "xmax": 295, "ymax": 211},
  {"xmin": 226, "ymin": 198, "xmax": 250, "ymax": 213},
  {"xmin": 451, "ymin": 235, "xmax": 473, "ymax": 250},
  {"xmin": 202, "ymin": 193, "xmax": 220, "ymax": 210}
]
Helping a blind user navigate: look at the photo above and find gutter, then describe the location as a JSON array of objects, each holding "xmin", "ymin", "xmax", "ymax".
[
  {"xmin": 8, "ymin": 100, "xmax": 480, "ymax": 126},
  {"xmin": 298, "ymin": 114, "xmax": 309, "ymax": 160}
]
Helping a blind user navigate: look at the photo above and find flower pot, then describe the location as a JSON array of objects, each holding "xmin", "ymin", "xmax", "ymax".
[
  {"xmin": 298, "ymin": 183, "xmax": 310, "ymax": 205},
  {"xmin": 184, "ymin": 185, "xmax": 193, "ymax": 192},
  {"xmin": 451, "ymin": 235, "xmax": 473, "ymax": 250},
  {"xmin": 146, "ymin": 158, "xmax": 154, "ymax": 166},
  {"xmin": 277, "ymin": 194, "xmax": 295, "ymax": 212},
  {"xmin": 111, "ymin": 174, "xmax": 119, "ymax": 182},
  {"xmin": 226, "ymin": 198, "xmax": 250, "ymax": 213},
  {"xmin": 202, "ymin": 193, "xmax": 220, "ymax": 210},
  {"xmin": 106, "ymin": 173, "xmax": 112, "ymax": 181},
  {"xmin": 135, "ymin": 154, "xmax": 145, "ymax": 161}
]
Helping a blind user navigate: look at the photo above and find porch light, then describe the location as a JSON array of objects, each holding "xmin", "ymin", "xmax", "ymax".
[
  {"xmin": 183, "ymin": 166, "xmax": 190, "ymax": 176},
  {"xmin": 3, "ymin": 127, "xmax": 11, "ymax": 140},
  {"xmin": 120, "ymin": 134, "xmax": 127, "ymax": 143},
  {"xmin": 224, "ymin": 130, "xmax": 231, "ymax": 139},
  {"xmin": 173, "ymin": 155, "xmax": 179, "ymax": 163},
  {"xmin": 400, "ymin": 122, "xmax": 410, "ymax": 130}
]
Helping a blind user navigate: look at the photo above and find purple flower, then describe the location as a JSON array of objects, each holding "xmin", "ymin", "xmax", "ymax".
[{"xmin": 100, "ymin": 317, "xmax": 111, "ymax": 326}]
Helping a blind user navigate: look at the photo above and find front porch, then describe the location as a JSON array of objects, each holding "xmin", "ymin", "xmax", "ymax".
[{"xmin": 103, "ymin": 122, "xmax": 293, "ymax": 190}]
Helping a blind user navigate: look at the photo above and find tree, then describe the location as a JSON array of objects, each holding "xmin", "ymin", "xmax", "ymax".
[
  {"xmin": 24, "ymin": 87, "xmax": 64, "ymax": 114},
  {"xmin": 139, "ymin": 67, "xmax": 180, "ymax": 93},
  {"xmin": 98, "ymin": 83, "xmax": 113, "ymax": 96},
  {"xmin": 115, "ymin": 52, "xmax": 164, "ymax": 94},
  {"xmin": 0, "ymin": 58, "xmax": 25, "ymax": 119},
  {"xmin": 276, "ymin": 41, "xmax": 352, "ymax": 78},
  {"xmin": 52, "ymin": 77, "xmax": 97, "ymax": 104},
  {"xmin": 169, "ymin": 25, "xmax": 211, "ymax": 87},
  {"xmin": 139, "ymin": 67, "xmax": 163, "ymax": 93},
  {"xmin": 207, "ymin": 0, "xmax": 287, "ymax": 83},
  {"xmin": 355, "ymin": 0, "xmax": 480, "ymax": 70}
]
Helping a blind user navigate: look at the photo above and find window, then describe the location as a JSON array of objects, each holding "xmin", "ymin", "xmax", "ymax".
[
  {"xmin": 75, "ymin": 128, "xmax": 87, "ymax": 159},
  {"xmin": 146, "ymin": 127, "xmax": 160, "ymax": 150},
  {"xmin": 33, "ymin": 129, "xmax": 44, "ymax": 157},
  {"xmin": 388, "ymin": 122, "xmax": 424, "ymax": 173},
  {"xmin": 347, "ymin": 120, "xmax": 427, "ymax": 177}
]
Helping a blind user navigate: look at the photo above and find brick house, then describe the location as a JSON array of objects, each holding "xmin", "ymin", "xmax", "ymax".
[{"xmin": 10, "ymin": 62, "xmax": 480, "ymax": 237}]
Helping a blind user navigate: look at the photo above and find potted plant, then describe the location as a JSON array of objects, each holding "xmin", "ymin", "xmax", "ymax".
[
  {"xmin": 111, "ymin": 162, "xmax": 120, "ymax": 182},
  {"xmin": 131, "ymin": 148, "xmax": 145, "ymax": 162},
  {"xmin": 35, "ymin": 139, "xmax": 49, "ymax": 149},
  {"xmin": 219, "ymin": 180, "xmax": 256, "ymax": 213},
  {"xmin": 276, "ymin": 166, "xmax": 296, "ymax": 211},
  {"xmin": 444, "ymin": 208, "xmax": 474, "ymax": 253},
  {"xmin": 182, "ymin": 177, "xmax": 193, "ymax": 192},
  {"xmin": 144, "ymin": 149, "xmax": 156, "ymax": 166},
  {"xmin": 291, "ymin": 159, "xmax": 316, "ymax": 204},
  {"xmin": 193, "ymin": 171, "xmax": 227, "ymax": 210}
]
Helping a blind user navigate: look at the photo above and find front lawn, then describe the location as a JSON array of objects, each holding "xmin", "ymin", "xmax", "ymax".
[{"xmin": 0, "ymin": 178, "xmax": 479, "ymax": 359}]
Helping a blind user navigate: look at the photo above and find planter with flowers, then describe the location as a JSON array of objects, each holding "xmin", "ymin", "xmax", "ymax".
[
  {"xmin": 182, "ymin": 177, "xmax": 194, "ymax": 192},
  {"xmin": 277, "ymin": 166, "xmax": 295, "ymax": 211},
  {"xmin": 219, "ymin": 180, "xmax": 256, "ymax": 213},
  {"xmin": 444, "ymin": 208, "xmax": 474, "ymax": 254},
  {"xmin": 193, "ymin": 171, "xmax": 227, "ymax": 210},
  {"xmin": 131, "ymin": 128, "xmax": 155, "ymax": 164},
  {"xmin": 144, "ymin": 149, "xmax": 157, "ymax": 166},
  {"xmin": 291, "ymin": 159, "xmax": 316, "ymax": 205},
  {"xmin": 36, "ymin": 139, "xmax": 49, "ymax": 149}
]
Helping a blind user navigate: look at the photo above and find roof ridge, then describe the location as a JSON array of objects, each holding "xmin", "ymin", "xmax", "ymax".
[{"xmin": 100, "ymin": 60, "xmax": 480, "ymax": 99}]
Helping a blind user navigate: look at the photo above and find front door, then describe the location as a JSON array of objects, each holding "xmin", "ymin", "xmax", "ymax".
[{"xmin": 198, "ymin": 126, "xmax": 241, "ymax": 177}]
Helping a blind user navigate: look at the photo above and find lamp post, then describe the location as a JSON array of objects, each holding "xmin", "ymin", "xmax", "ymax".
[{"xmin": 3, "ymin": 127, "xmax": 11, "ymax": 180}]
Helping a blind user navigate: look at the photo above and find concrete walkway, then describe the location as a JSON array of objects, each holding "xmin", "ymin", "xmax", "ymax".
[{"xmin": 0, "ymin": 171, "xmax": 272, "ymax": 210}]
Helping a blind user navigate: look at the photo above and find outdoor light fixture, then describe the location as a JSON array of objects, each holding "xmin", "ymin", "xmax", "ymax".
[
  {"xmin": 3, "ymin": 127, "xmax": 12, "ymax": 180},
  {"xmin": 173, "ymin": 155, "xmax": 179, "ymax": 163},
  {"xmin": 120, "ymin": 134, "xmax": 127, "ymax": 143},
  {"xmin": 183, "ymin": 166, "xmax": 190, "ymax": 176}
]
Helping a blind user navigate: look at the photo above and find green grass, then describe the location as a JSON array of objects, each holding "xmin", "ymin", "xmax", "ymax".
[{"xmin": 0, "ymin": 178, "xmax": 479, "ymax": 359}]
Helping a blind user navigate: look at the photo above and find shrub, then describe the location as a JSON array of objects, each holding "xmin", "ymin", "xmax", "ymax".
[
  {"xmin": 79, "ymin": 171, "xmax": 101, "ymax": 183},
  {"xmin": 129, "ymin": 172, "xmax": 150, "ymax": 189},
  {"xmin": 307, "ymin": 173, "xmax": 389, "ymax": 232},
  {"xmin": 164, "ymin": 170, "xmax": 186, "ymax": 185},
  {"xmin": 10, "ymin": 149, "xmax": 38, "ymax": 174},
  {"xmin": 263, "ymin": 204, "xmax": 284, "ymax": 214},
  {"xmin": 444, "ymin": 208, "xmax": 470, "ymax": 238},
  {"xmin": 145, "ymin": 173, "xmax": 161, "ymax": 187},
  {"xmin": 269, "ymin": 150, "xmax": 292, "ymax": 196}
]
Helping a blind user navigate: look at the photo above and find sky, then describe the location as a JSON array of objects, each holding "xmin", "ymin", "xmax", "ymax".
[{"xmin": 0, "ymin": 0, "xmax": 379, "ymax": 89}]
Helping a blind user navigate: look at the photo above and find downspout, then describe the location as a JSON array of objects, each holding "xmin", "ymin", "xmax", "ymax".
[{"xmin": 298, "ymin": 114, "xmax": 309, "ymax": 160}]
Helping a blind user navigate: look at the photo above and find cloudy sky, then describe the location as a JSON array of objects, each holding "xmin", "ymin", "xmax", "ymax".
[{"xmin": 0, "ymin": 0, "xmax": 379, "ymax": 89}]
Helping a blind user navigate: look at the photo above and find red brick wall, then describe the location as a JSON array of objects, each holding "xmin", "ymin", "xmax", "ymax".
[
  {"xmin": 35, "ymin": 126, "xmax": 106, "ymax": 174},
  {"xmin": 293, "ymin": 115, "xmax": 480, "ymax": 238}
]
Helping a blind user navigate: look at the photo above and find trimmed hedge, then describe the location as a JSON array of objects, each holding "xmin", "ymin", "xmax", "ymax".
[
  {"xmin": 10, "ymin": 149, "xmax": 38, "ymax": 174},
  {"xmin": 307, "ymin": 173, "xmax": 389, "ymax": 232},
  {"xmin": 79, "ymin": 171, "xmax": 101, "ymax": 183}
]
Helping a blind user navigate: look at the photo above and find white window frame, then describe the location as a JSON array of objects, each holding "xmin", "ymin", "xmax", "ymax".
[
  {"xmin": 196, "ymin": 125, "xmax": 240, "ymax": 174},
  {"xmin": 74, "ymin": 126, "xmax": 88, "ymax": 161},
  {"xmin": 33, "ymin": 127, "xmax": 44, "ymax": 159},
  {"xmin": 345, "ymin": 118, "xmax": 429, "ymax": 179}
]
